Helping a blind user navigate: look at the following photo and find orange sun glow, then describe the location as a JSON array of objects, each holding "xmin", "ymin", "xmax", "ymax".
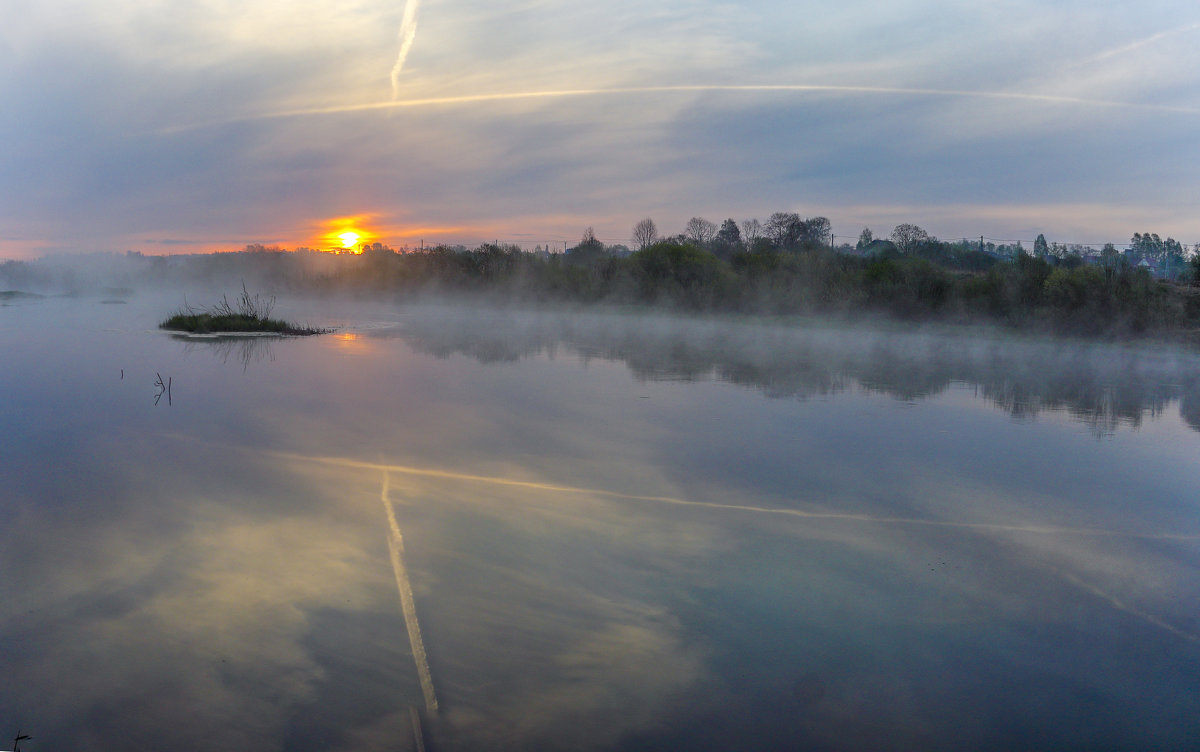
[{"xmin": 316, "ymin": 215, "xmax": 392, "ymax": 253}]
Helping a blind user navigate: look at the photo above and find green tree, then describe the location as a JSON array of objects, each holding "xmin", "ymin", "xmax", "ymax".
[
  {"xmin": 1034, "ymin": 233, "xmax": 1049, "ymax": 257},
  {"xmin": 1131, "ymin": 232, "xmax": 1165, "ymax": 261},
  {"xmin": 567, "ymin": 226, "xmax": 607, "ymax": 266},
  {"xmin": 716, "ymin": 218, "xmax": 741, "ymax": 245},
  {"xmin": 857, "ymin": 227, "xmax": 873, "ymax": 250},
  {"xmin": 803, "ymin": 216, "xmax": 832, "ymax": 248}
]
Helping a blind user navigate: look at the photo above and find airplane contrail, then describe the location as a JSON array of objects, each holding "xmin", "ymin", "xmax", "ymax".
[
  {"xmin": 159, "ymin": 83, "xmax": 1200, "ymax": 134},
  {"xmin": 1089, "ymin": 21, "xmax": 1200, "ymax": 62},
  {"xmin": 391, "ymin": 0, "xmax": 421, "ymax": 99},
  {"xmin": 266, "ymin": 451, "xmax": 1200, "ymax": 542},
  {"xmin": 381, "ymin": 470, "xmax": 439, "ymax": 714}
]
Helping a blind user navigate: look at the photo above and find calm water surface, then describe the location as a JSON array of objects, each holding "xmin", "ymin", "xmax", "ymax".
[{"xmin": 2, "ymin": 293, "xmax": 1199, "ymax": 751}]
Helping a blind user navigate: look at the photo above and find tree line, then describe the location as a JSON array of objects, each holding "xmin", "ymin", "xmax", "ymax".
[
  {"xmin": 294, "ymin": 214, "xmax": 1200, "ymax": 338},
  {"xmin": 4, "ymin": 213, "xmax": 1200, "ymax": 339}
]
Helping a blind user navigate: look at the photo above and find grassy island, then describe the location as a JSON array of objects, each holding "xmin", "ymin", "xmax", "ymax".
[{"xmin": 160, "ymin": 286, "xmax": 324, "ymax": 335}]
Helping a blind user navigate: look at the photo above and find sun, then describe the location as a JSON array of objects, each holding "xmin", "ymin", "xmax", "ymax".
[{"xmin": 318, "ymin": 215, "xmax": 378, "ymax": 253}]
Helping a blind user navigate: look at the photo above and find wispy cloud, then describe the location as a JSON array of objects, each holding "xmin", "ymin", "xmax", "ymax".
[
  {"xmin": 390, "ymin": 0, "xmax": 421, "ymax": 99},
  {"xmin": 1088, "ymin": 20, "xmax": 1200, "ymax": 62},
  {"xmin": 161, "ymin": 82, "xmax": 1200, "ymax": 134}
]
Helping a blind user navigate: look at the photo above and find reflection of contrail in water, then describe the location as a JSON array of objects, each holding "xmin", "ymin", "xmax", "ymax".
[
  {"xmin": 381, "ymin": 471, "xmax": 439, "ymax": 714},
  {"xmin": 390, "ymin": 0, "xmax": 421, "ymax": 99},
  {"xmin": 1054, "ymin": 568, "xmax": 1199, "ymax": 643},
  {"xmin": 267, "ymin": 451, "xmax": 1200, "ymax": 542}
]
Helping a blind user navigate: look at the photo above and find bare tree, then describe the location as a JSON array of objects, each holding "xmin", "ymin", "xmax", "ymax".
[
  {"xmin": 765, "ymin": 212, "xmax": 802, "ymax": 247},
  {"xmin": 890, "ymin": 223, "xmax": 930, "ymax": 254},
  {"xmin": 741, "ymin": 218, "xmax": 763, "ymax": 244},
  {"xmin": 632, "ymin": 218, "xmax": 658, "ymax": 250},
  {"xmin": 685, "ymin": 217, "xmax": 717, "ymax": 245}
]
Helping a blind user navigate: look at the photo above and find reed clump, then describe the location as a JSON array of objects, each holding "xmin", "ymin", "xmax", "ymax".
[{"xmin": 160, "ymin": 284, "xmax": 324, "ymax": 335}]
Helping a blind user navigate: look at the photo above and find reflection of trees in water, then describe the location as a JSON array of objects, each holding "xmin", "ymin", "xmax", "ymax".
[
  {"xmin": 982, "ymin": 375, "xmax": 1165, "ymax": 435},
  {"xmin": 393, "ymin": 308, "xmax": 1200, "ymax": 435},
  {"xmin": 1182, "ymin": 391, "xmax": 1200, "ymax": 434},
  {"xmin": 174, "ymin": 335, "xmax": 277, "ymax": 371}
]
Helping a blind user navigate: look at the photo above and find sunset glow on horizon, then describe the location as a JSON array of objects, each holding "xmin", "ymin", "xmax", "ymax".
[{"xmin": 316, "ymin": 215, "xmax": 379, "ymax": 253}]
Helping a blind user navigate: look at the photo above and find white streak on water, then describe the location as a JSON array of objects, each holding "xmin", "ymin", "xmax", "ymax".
[
  {"xmin": 1055, "ymin": 568, "xmax": 1199, "ymax": 643},
  {"xmin": 268, "ymin": 451, "xmax": 1200, "ymax": 543},
  {"xmin": 409, "ymin": 705, "xmax": 427, "ymax": 752},
  {"xmin": 382, "ymin": 471, "xmax": 439, "ymax": 714}
]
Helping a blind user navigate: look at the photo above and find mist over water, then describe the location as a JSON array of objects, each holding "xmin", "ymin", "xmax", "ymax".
[
  {"xmin": 2, "ymin": 294, "xmax": 1199, "ymax": 751},
  {"xmin": 389, "ymin": 303, "xmax": 1200, "ymax": 437}
]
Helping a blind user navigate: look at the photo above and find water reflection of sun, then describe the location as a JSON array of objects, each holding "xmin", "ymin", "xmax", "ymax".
[{"xmin": 331, "ymin": 332, "xmax": 373, "ymax": 354}]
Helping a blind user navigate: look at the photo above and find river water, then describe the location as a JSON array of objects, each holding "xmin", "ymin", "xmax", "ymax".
[{"xmin": 2, "ymin": 292, "xmax": 1199, "ymax": 751}]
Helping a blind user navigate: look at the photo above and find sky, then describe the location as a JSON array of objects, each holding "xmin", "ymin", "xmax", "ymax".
[{"xmin": 2, "ymin": 1, "xmax": 1199, "ymax": 259}]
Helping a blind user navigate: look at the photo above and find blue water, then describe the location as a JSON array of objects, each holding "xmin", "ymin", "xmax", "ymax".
[{"xmin": 2, "ymin": 293, "xmax": 1199, "ymax": 751}]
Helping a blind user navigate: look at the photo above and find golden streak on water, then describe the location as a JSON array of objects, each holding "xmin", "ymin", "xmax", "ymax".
[
  {"xmin": 409, "ymin": 705, "xmax": 427, "ymax": 752},
  {"xmin": 265, "ymin": 451, "xmax": 1200, "ymax": 543},
  {"xmin": 258, "ymin": 447, "xmax": 1200, "ymax": 654},
  {"xmin": 381, "ymin": 471, "xmax": 439, "ymax": 714}
]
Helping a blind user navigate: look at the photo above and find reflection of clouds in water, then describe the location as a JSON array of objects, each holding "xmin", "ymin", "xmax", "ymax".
[
  {"xmin": 5, "ymin": 429, "xmax": 1198, "ymax": 750},
  {"xmin": 389, "ymin": 305, "xmax": 1200, "ymax": 436},
  {"xmin": 280, "ymin": 450, "xmax": 1200, "ymax": 749},
  {"xmin": 286, "ymin": 458, "xmax": 708, "ymax": 751},
  {"xmin": 0, "ymin": 439, "xmax": 421, "ymax": 752},
  {"xmin": 2, "ymin": 508, "xmax": 395, "ymax": 750}
]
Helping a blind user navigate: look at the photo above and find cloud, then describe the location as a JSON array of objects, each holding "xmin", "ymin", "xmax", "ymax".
[{"xmin": 4, "ymin": 1, "xmax": 1200, "ymax": 259}]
